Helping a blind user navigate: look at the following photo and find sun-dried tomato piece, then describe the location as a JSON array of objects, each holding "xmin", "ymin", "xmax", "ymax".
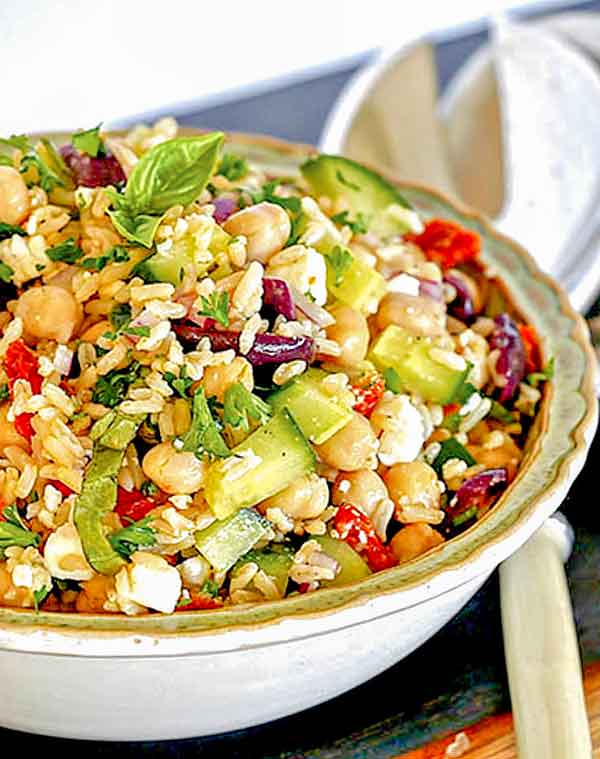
[
  {"xmin": 334, "ymin": 503, "xmax": 397, "ymax": 572},
  {"xmin": 406, "ymin": 219, "xmax": 480, "ymax": 269},
  {"xmin": 350, "ymin": 372, "xmax": 385, "ymax": 417}
]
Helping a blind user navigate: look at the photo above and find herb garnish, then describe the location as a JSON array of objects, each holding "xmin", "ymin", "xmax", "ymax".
[
  {"xmin": 109, "ymin": 516, "xmax": 157, "ymax": 559},
  {"xmin": 218, "ymin": 153, "xmax": 249, "ymax": 181},
  {"xmin": 0, "ymin": 505, "xmax": 40, "ymax": 557},
  {"xmin": 197, "ymin": 290, "xmax": 230, "ymax": 327},
  {"xmin": 325, "ymin": 245, "xmax": 354, "ymax": 287},
  {"xmin": 91, "ymin": 361, "xmax": 143, "ymax": 408},
  {"xmin": 0, "ymin": 261, "xmax": 14, "ymax": 283},
  {"xmin": 181, "ymin": 387, "xmax": 230, "ymax": 459},
  {"xmin": 0, "ymin": 383, "xmax": 9, "ymax": 402},
  {"xmin": 81, "ymin": 245, "xmax": 130, "ymax": 271},
  {"xmin": 527, "ymin": 357, "xmax": 555, "ymax": 388},
  {"xmin": 46, "ymin": 237, "xmax": 84, "ymax": 264},
  {"xmin": 223, "ymin": 382, "xmax": 272, "ymax": 432},
  {"xmin": 72, "ymin": 124, "xmax": 105, "ymax": 158},
  {"xmin": 164, "ymin": 366, "xmax": 194, "ymax": 398},
  {"xmin": 331, "ymin": 210, "xmax": 369, "ymax": 235},
  {"xmin": 0, "ymin": 222, "xmax": 27, "ymax": 241}
]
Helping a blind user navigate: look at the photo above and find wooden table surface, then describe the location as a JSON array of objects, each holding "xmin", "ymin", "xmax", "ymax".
[{"xmin": 3, "ymin": 3, "xmax": 600, "ymax": 756}]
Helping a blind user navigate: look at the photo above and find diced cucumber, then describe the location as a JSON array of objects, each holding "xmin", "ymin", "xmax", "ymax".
[
  {"xmin": 233, "ymin": 545, "xmax": 293, "ymax": 595},
  {"xmin": 325, "ymin": 251, "xmax": 387, "ymax": 315},
  {"xmin": 204, "ymin": 409, "xmax": 316, "ymax": 519},
  {"xmin": 134, "ymin": 248, "xmax": 191, "ymax": 286},
  {"xmin": 370, "ymin": 325, "xmax": 469, "ymax": 404},
  {"xmin": 301, "ymin": 154, "xmax": 412, "ymax": 237},
  {"xmin": 314, "ymin": 535, "xmax": 371, "ymax": 587},
  {"xmin": 268, "ymin": 372, "xmax": 352, "ymax": 444},
  {"xmin": 90, "ymin": 411, "xmax": 145, "ymax": 450},
  {"xmin": 195, "ymin": 508, "xmax": 272, "ymax": 572}
]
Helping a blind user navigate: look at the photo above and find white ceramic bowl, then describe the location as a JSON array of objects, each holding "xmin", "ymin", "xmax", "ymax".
[{"xmin": 0, "ymin": 132, "xmax": 596, "ymax": 741}]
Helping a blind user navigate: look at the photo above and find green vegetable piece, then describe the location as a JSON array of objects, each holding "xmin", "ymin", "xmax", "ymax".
[
  {"xmin": 325, "ymin": 250, "xmax": 387, "ymax": 315},
  {"xmin": 432, "ymin": 438, "xmax": 476, "ymax": 478},
  {"xmin": 218, "ymin": 152, "xmax": 249, "ymax": 181},
  {"xmin": 0, "ymin": 135, "xmax": 30, "ymax": 152},
  {"xmin": 109, "ymin": 516, "xmax": 156, "ymax": 559},
  {"xmin": 527, "ymin": 357, "xmax": 555, "ymax": 388},
  {"xmin": 314, "ymin": 535, "xmax": 371, "ymax": 587},
  {"xmin": 0, "ymin": 261, "xmax": 14, "ymax": 283},
  {"xmin": 20, "ymin": 152, "xmax": 65, "ymax": 193},
  {"xmin": 370, "ymin": 325, "xmax": 470, "ymax": 404},
  {"xmin": 489, "ymin": 400, "xmax": 516, "ymax": 424},
  {"xmin": 330, "ymin": 210, "xmax": 370, "ymax": 235},
  {"xmin": 383, "ymin": 367, "xmax": 403, "ymax": 394},
  {"xmin": 134, "ymin": 247, "xmax": 190, "ymax": 286},
  {"xmin": 234, "ymin": 546, "xmax": 293, "ymax": 595},
  {"xmin": 452, "ymin": 506, "xmax": 478, "ymax": 527},
  {"xmin": 74, "ymin": 447, "xmax": 127, "ymax": 575},
  {"xmin": 0, "ymin": 223, "xmax": 26, "ymax": 241},
  {"xmin": 72, "ymin": 124, "xmax": 104, "ymax": 158},
  {"xmin": 90, "ymin": 411, "xmax": 145, "ymax": 450},
  {"xmin": 301, "ymin": 154, "xmax": 412, "ymax": 237},
  {"xmin": 46, "ymin": 237, "xmax": 84, "ymax": 263},
  {"xmin": 268, "ymin": 371, "xmax": 352, "ymax": 444},
  {"xmin": 196, "ymin": 290, "xmax": 230, "ymax": 327},
  {"xmin": 33, "ymin": 585, "xmax": 51, "ymax": 611},
  {"xmin": 0, "ymin": 383, "xmax": 9, "ymax": 402},
  {"xmin": 204, "ymin": 409, "xmax": 316, "ymax": 520},
  {"xmin": 81, "ymin": 245, "xmax": 130, "ymax": 272},
  {"xmin": 195, "ymin": 508, "xmax": 272, "ymax": 572},
  {"xmin": 91, "ymin": 361, "xmax": 142, "ymax": 408},
  {"xmin": 182, "ymin": 387, "xmax": 230, "ymax": 459},
  {"xmin": 248, "ymin": 180, "xmax": 301, "ymax": 215},
  {"xmin": 223, "ymin": 382, "xmax": 272, "ymax": 432},
  {"xmin": 109, "ymin": 303, "xmax": 132, "ymax": 331},
  {"xmin": 108, "ymin": 133, "xmax": 224, "ymax": 248},
  {"xmin": 0, "ymin": 505, "xmax": 40, "ymax": 557}
]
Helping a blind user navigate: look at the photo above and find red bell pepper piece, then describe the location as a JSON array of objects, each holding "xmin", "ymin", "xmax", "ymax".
[
  {"xmin": 176, "ymin": 593, "xmax": 223, "ymax": 611},
  {"xmin": 518, "ymin": 324, "xmax": 542, "ymax": 374},
  {"xmin": 4, "ymin": 339, "xmax": 43, "ymax": 394},
  {"xmin": 350, "ymin": 372, "xmax": 385, "ymax": 417},
  {"xmin": 48, "ymin": 480, "xmax": 75, "ymax": 498},
  {"xmin": 406, "ymin": 219, "xmax": 480, "ymax": 269},
  {"xmin": 333, "ymin": 503, "xmax": 397, "ymax": 572},
  {"xmin": 115, "ymin": 487, "xmax": 157, "ymax": 523}
]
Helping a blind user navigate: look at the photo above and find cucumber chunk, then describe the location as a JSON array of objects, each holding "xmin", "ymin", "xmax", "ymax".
[
  {"xmin": 370, "ymin": 325, "xmax": 469, "ymax": 404},
  {"xmin": 301, "ymin": 154, "xmax": 412, "ymax": 237},
  {"xmin": 204, "ymin": 409, "xmax": 316, "ymax": 520},
  {"xmin": 315, "ymin": 535, "xmax": 371, "ymax": 587},
  {"xmin": 234, "ymin": 545, "xmax": 293, "ymax": 595},
  {"xmin": 325, "ymin": 250, "xmax": 387, "ymax": 315},
  {"xmin": 268, "ymin": 372, "xmax": 352, "ymax": 444},
  {"xmin": 195, "ymin": 508, "xmax": 273, "ymax": 572}
]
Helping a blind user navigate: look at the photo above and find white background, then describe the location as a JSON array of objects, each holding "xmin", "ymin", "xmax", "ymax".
[{"xmin": 0, "ymin": 0, "xmax": 567, "ymax": 134}]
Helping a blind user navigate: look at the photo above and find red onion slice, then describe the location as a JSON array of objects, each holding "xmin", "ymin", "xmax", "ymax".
[
  {"xmin": 451, "ymin": 467, "xmax": 508, "ymax": 516},
  {"xmin": 60, "ymin": 145, "xmax": 126, "ymax": 188},
  {"xmin": 212, "ymin": 196, "xmax": 238, "ymax": 223},
  {"xmin": 262, "ymin": 278, "xmax": 295, "ymax": 321},
  {"xmin": 289, "ymin": 284, "xmax": 336, "ymax": 328},
  {"xmin": 444, "ymin": 272, "xmax": 475, "ymax": 322},
  {"xmin": 489, "ymin": 314, "xmax": 526, "ymax": 402}
]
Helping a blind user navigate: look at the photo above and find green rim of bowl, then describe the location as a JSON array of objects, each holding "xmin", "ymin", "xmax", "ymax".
[{"xmin": 0, "ymin": 131, "xmax": 596, "ymax": 635}]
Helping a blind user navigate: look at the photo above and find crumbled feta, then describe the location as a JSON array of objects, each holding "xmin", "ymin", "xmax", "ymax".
[
  {"xmin": 373, "ymin": 394, "xmax": 426, "ymax": 466},
  {"xmin": 387, "ymin": 272, "xmax": 420, "ymax": 296},
  {"xmin": 114, "ymin": 552, "xmax": 182, "ymax": 614},
  {"xmin": 266, "ymin": 244, "xmax": 327, "ymax": 305}
]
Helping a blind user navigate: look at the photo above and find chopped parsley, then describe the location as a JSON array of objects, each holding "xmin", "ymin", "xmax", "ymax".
[
  {"xmin": 287, "ymin": 210, "xmax": 306, "ymax": 246},
  {"xmin": 331, "ymin": 210, "xmax": 369, "ymax": 235},
  {"xmin": 72, "ymin": 124, "xmax": 105, "ymax": 158},
  {"xmin": 335, "ymin": 169, "xmax": 360, "ymax": 191},
  {"xmin": 527, "ymin": 357, "xmax": 555, "ymax": 388},
  {"xmin": 452, "ymin": 381, "xmax": 477, "ymax": 405},
  {"xmin": 45, "ymin": 237, "xmax": 84, "ymax": 264},
  {"xmin": 223, "ymin": 382, "xmax": 272, "ymax": 432},
  {"xmin": 140, "ymin": 481, "xmax": 159, "ymax": 497},
  {"xmin": 489, "ymin": 400, "xmax": 516, "ymax": 424},
  {"xmin": 432, "ymin": 438, "xmax": 476, "ymax": 479},
  {"xmin": 325, "ymin": 245, "xmax": 354, "ymax": 287},
  {"xmin": 218, "ymin": 153, "xmax": 249, "ymax": 181},
  {"xmin": 20, "ymin": 152, "xmax": 65, "ymax": 193},
  {"xmin": 0, "ymin": 222, "xmax": 27, "ymax": 241},
  {"xmin": 0, "ymin": 383, "xmax": 9, "ymax": 402},
  {"xmin": 33, "ymin": 586, "xmax": 51, "ymax": 612},
  {"xmin": 181, "ymin": 387, "xmax": 230, "ymax": 459},
  {"xmin": 248, "ymin": 180, "xmax": 302, "ymax": 215},
  {"xmin": 0, "ymin": 504, "xmax": 40, "ymax": 557},
  {"xmin": 383, "ymin": 367, "xmax": 403, "ymax": 394},
  {"xmin": 91, "ymin": 361, "xmax": 143, "ymax": 408},
  {"xmin": 0, "ymin": 261, "xmax": 14, "ymax": 283},
  {"xmin": 164, "ymin": 366, "xmax": 194, "ymax": 398},
  {"xmin": 108, "ymin": 516, "xmax": 156, "ymax": 559},
  {"xmin": 81, "ymin": 245, "xmax": 130, "ymax": 271},
  {"xmin": 201, "ymin": 579, "xmax": 220, "ymax": 599},
  {"xmin": 109, "ymin": 303, "xmax": 133, "ymax": 332},
  {"xmin": 197, "ymin": 290, "xmax": 230, "ymax": 327}
]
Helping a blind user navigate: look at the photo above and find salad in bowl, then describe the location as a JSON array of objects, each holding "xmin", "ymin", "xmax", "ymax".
[{"xmin": 0, "ymin": 119, "xmax": 555, "ymax": 618}]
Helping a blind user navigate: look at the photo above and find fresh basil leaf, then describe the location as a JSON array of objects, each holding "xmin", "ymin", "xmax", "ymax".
[
  {"xmin": 46, "ymin": 237, "xmax": 84, "ymax": 263},
  {"xmin": 126, "ymin": 133, "xmax": 224, "ymax": 214},
  {"xmin": 108, "ymin": 207, "xmax": 165, "ymax": 249},
  {"xmin": 0, "ymin": 222, "xmax": 26, "ymax": 241},
  {"xmin": 0, "ymin": 135, "xmax": 31, "ymax": 152},
  {"xmin": 0, "ymin": 261, "xmax": 14, "ymax": 283},
  {"xmin": 72, "ymin": 124, "xmax": 104, "ymax": 158}
]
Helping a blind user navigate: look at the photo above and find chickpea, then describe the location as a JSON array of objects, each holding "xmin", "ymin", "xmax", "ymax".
[
  {"xmin": 261, "ymin": 473, "xmax": 329, "ymax": 519},
  {"xmin": 332, "ymin": 469, "xmax": 388, "ymax": 517},
  {"xmin": 16, "ymin": 285, "xmax": 83, "ymax": 344},
  {"xmin": 75, "ymin": 575, "xmax": 113, "ymax": 613},
  {"xmin": 390, "ymin": 524, "xmax": 444, "ymax": 563},
  {"xmin": 0, "ymin": 166, "xmax": 30, "ymax": 225},
  {"xmin": 384, "ymin": 461, "xmax": 441, "ymax": 510},
  {"xmin": 315, "ymin": 412, "xmax": 378, "ymax": 472},
  {"xmin": 142, "ymin": 441, "xmax": 206, "ymax": 495},
  {"xmin": 376, "ymin": 292, "xmax": 446, "ymax": 336},
  {"xmin": 325, "ymin": 304, "xmax": 369, "ymax": 366},
  {"xmin": 223, "ymin": 202, "xmax": 291, "ymax": 263},
  {"xmin": 200, "ymin": 357, "xmax": 253, "ymax": 402},
  {"xmin": 0, "ymin": 404, "xmax": 28, "ymax": 450}
]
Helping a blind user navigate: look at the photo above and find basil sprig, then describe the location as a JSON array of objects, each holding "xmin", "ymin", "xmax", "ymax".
[{"xmin": 107, "ymin": 132, "xmax": 224, "ymax": 248}]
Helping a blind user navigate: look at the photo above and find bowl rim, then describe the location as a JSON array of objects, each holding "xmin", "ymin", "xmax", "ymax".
[{"xmin": 0, "ymin": 129, "xmax": 596, "ymax": 645}]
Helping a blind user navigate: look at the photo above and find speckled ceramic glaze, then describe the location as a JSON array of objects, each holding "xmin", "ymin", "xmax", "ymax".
[{"xmin": 0, "ymin": 132, "xmax": 596, "ymax": 740}]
